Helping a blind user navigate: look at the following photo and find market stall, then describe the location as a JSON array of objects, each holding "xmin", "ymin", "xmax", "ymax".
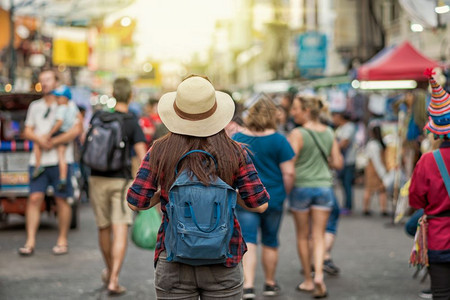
[{"xmin": 357, "ymin": 41, "xmax": 442, "ymax": 224}]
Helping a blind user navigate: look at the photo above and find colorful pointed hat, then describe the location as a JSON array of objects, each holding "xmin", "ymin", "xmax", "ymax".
[{"xmin": 424, "ymin": 68, "xmax": 450, "ymax": 137}]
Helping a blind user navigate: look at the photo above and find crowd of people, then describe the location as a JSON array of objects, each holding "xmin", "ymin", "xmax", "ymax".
[{"xmin": 17, "ymin": 70, "xmax": 450, "ymax": 299}]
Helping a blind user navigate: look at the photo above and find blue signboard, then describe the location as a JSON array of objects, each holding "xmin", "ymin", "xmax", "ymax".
[{"xmin": 297, "ymin": 32, "xmax": 327, "ymax": 78}]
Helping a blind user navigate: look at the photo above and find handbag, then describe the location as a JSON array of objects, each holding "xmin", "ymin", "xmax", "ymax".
[
  {"xmin": 409, "ymin": 215, "xmax": 429, "ymax": 267},
  {"xmin": 409, "ymin": 149, "xmax": 450, "ymax": 267},
  {"xmin": 131, "ymin": 207, "xmax": 161, "ymax": 250}
]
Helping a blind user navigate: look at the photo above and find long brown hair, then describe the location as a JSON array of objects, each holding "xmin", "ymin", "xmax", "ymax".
[{"xmin": 149, "ymin": 130, "xmax": 246, "ymax": 191}]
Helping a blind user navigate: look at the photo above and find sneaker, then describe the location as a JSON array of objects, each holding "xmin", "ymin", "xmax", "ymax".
[
  {"xmin": 323, "ymin": 259, "xmax": 340, "ymax": 275},
  {"xmin": 57, "ymin": 180, "xmax": 67, "ymax": 192},
  {"xmin": 363, "ymin": 210, "xmax": 372, "ymax": 216},
  {"xmin": 262, "ymin": 283, "xmax": 281, "ymax": 296},
  {"xmin": 242, "ymin": 288, "xmax": 256, "ymax": 299},
  {"xmin": 419, "ymin": 288, "xmax": 432, "ymax": 299},
  {"xmin": 32, "ymin": 166, "xmax": 45, "ymax": 179}
]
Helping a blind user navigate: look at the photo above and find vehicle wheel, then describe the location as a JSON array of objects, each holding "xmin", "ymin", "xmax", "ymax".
[
  {"xmin": 0, "ymin": 212, "xmax": 8, "ymax": 226},
  {"xmin": 70, "ymin": 203, "xmax": 79, "ymax": 230}
]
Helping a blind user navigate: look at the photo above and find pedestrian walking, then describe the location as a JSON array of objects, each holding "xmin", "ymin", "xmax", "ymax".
[
  {"xmin": 323, "ymin": 192, "xmax": 341, "ymax": 276},
  {"xmin": 362, "ymin": 124, "xmax": 390, "ymax": 216},
  {"xmin": 18, "ymin": 69, "xmax": 83, "ymax": 256},
  {"xmin": 127, "ymin": 75, "xmax": 269, "ymax": 299},
  {"xmin": 288, "ymin": 95, "xmax": 343, "ymax": 298},
  {"xmin": 319, "ymin": 104, "xmax": 342, "ymax": 276},
  {"xmin": 409, "ymin": 71, "xmax": 450, "ymax": 300},
  {"xmin": 86, "ymin": 78, "xmax": 147, "ymax": 295},
  {"xmin": 232, "ymin": 96, "xmax": 295, "ymax": 299},
  {"xmin": 33, "ymin": 85, "xmax": 79, "ymax": 192},
  {"xmin": 139, "ymin": 97, "xmax": 162, "ymax": 147},
  {"xmin": 332, "ymin": 112, "xmax": 357, "ymax": 214}
]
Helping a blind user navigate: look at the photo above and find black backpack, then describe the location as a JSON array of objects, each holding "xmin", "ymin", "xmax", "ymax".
[{"xmin": 82, "ymin": 111, "xmax": 131, "ymax": 173}]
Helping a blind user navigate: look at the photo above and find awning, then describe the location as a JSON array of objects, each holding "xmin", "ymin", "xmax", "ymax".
[{"xmin": 357, "ymin": 41, "xmax": 441, "ymax": 81}]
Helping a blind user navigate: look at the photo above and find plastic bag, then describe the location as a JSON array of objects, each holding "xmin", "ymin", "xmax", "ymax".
[{"xmin": 131, "ymin": 207, "xmax": 161, "ymax": 250}]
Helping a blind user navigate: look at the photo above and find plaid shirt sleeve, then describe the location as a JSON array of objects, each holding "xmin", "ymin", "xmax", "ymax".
[
  {"xmin": 225, "ymin": 149, "xmax": 269, "ymax": 267},
  {"xmin": 127, "ymin": 150, "xmax": 158, "ymax": 208},
  {"xmin": 235, "ymin": 150, "xmax": 270, "ymax": 208}
]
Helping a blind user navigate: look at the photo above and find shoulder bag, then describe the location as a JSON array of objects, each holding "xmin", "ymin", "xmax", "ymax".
[{"xmin": 303, "ymin": 128, "xmax": 329, "ymax": 167}]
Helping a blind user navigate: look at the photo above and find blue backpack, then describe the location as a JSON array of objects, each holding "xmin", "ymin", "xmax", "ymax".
[{"xmin": 164, "ymin": 150, "xmax": 237, "ymax": 266}]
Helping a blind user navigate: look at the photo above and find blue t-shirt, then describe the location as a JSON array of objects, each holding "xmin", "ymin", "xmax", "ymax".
[{"xmin": 232, "ymin": 131, "xmax": 295, "ymax": 210}]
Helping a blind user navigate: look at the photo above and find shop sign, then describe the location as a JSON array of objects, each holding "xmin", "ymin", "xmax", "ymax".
[
  {"xmin": 52, "ymin": 27, "xmax": 89, "ymax": 67},
  {"xmin": 297, "ymin": 31, "xmax": 327, "ymax": 78}
]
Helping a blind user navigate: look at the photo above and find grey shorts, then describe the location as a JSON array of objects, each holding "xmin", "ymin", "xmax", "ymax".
[{"xmin": 155, "ymin": 251, "xmax": 243, "ymax": 299}]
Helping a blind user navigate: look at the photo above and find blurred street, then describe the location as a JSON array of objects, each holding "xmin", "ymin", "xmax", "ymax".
[
  {"xmin": 0, "ymin": 186, "xmax": 427, "ymax": 300},
  {"xmin": 0, "ymin": 0, "xmax": 449, "ymax": 299}
]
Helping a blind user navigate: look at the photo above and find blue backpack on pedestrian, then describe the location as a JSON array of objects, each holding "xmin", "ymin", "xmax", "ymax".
[{"xmin": 164, "ymin": 150, "xmax": 237, "ymax": 266}]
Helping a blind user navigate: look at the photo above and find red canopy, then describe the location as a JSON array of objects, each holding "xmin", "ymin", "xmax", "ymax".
[{"xmin": 357, "ymin": 41, "xmax": 441, "ymax": 81}]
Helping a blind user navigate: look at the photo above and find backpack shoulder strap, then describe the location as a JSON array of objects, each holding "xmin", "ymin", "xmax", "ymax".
[
  {"xmin": 433, "ymin": 149, "xmax": 450, "ymax": 198},
  {"xmin": 175, "ymin": 150, "xmax": 218, "ymax": 175}
]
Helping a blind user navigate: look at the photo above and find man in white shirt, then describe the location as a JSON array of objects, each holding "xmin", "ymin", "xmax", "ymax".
[{"xmin": 18, "ymin": 69, "xmax": 82, "ymax": 256}]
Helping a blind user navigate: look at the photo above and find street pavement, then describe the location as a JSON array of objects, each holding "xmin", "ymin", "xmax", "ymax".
[{"xmin": 0, "ymin": 186, "xmax": 428, "ymax": 300}]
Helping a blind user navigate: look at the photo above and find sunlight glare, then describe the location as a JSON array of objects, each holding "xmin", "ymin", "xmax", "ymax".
[{"xmin": 107, "ymin": 0, "xmax": 233, "ymax": 62}]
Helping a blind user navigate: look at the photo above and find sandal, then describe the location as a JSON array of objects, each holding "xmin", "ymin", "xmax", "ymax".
[
  {"xmin": 312, "ymin": 282, "xmax": 328, "ymax": 298},
  {"xmin": 18, "ymin": 246, "xmax": 34, "ymax": 256},
  {"xmin": 52, "ymin": 244, "xmax": 69, "ymax": 255},
  {"xmin": 107, "ymin": 285, "xmax": 127, "ymax": 296},
  {"xmin": 32, "ymin": 167, "xmax": 45, "ymax": 179},
  {"xmin": 296, "ymin": 282, "xmax": 314, "ymax": 293}
]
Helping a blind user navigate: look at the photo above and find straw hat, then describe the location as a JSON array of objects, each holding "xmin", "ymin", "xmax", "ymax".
[
  {"xmin": 158, "ymin": 75, "xmax": 235, "ymax": 137},
  {"xmin": 424, "ymin": 68, "xmax": 450, "ymax": 137}
]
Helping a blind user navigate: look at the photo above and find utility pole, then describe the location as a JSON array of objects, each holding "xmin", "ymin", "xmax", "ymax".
[{"xmin": 8, "ymin": 0, "xmax": 16, "ymax": 86}]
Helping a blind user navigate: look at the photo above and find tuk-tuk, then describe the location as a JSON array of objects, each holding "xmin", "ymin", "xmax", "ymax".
[{"xmin": 0, "ymin": 92, "xmax": 80, "ymax": 229}]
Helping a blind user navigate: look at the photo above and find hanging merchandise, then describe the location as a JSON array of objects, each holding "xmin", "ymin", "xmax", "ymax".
[
  {"xmin": 328, "ymin": 87, "xmax": 347, "ymax": 112},
  {"xmin": 368, "ymin": 93, "xmax": 387, "ymax": 116}
]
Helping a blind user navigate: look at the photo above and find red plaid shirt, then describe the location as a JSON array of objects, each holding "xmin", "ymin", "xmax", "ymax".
[{"xmin": 127, "ymin": 146, "xmax": 269, "ymax": 267}]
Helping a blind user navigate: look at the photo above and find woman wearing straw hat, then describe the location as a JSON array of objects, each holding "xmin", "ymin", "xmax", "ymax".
[
  {"xmin": 409, "ymin": 70, "xmax": 450, "ymax": 300},
  {"xmin": 127, "ymin": 75, "xmax": 269, "ymax": 299}
]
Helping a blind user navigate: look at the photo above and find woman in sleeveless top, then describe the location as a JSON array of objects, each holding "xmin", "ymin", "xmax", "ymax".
[{"xmin": 288, "ymin": 95, "xmax": 343, "ymax": 298}]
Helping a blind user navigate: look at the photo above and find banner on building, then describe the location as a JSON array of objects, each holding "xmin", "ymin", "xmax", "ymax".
[
  {"xmin": 53, "ymin": 27, "xmax": 88, "ymax": 66},
  {"xmin": 297, "ymin": 31, "xmax": 327, "ymax": 79}
]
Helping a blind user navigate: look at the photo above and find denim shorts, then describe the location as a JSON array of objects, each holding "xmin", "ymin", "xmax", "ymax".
[
  {"xmin": 29, "ymin": 165, "xmax": 73, "ymax": 199},
  {"xmin": 155, "ymin": 251, "xmax": 243, "ymax": 299},
  {"xmin": 236, "ymin": 208, "xmax": 283, "ymax": 248},
  {"xmin": 289, "ymin": 187, "xmax": 334, "ymax": 211}
]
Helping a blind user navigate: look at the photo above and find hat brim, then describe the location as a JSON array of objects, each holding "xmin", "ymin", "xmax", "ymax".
[
  {"xmin": 425, "ymin": 117, "xmax": 450, "ymax": 136},
  {"xmin": 158, "ymin": 91, "xmax": 235, "ymax": 137}
]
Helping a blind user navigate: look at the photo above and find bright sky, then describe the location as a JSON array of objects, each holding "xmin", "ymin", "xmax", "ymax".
[{"xmin": 106, "ymin": 0, "xmax": 233, "ymax": 62}]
